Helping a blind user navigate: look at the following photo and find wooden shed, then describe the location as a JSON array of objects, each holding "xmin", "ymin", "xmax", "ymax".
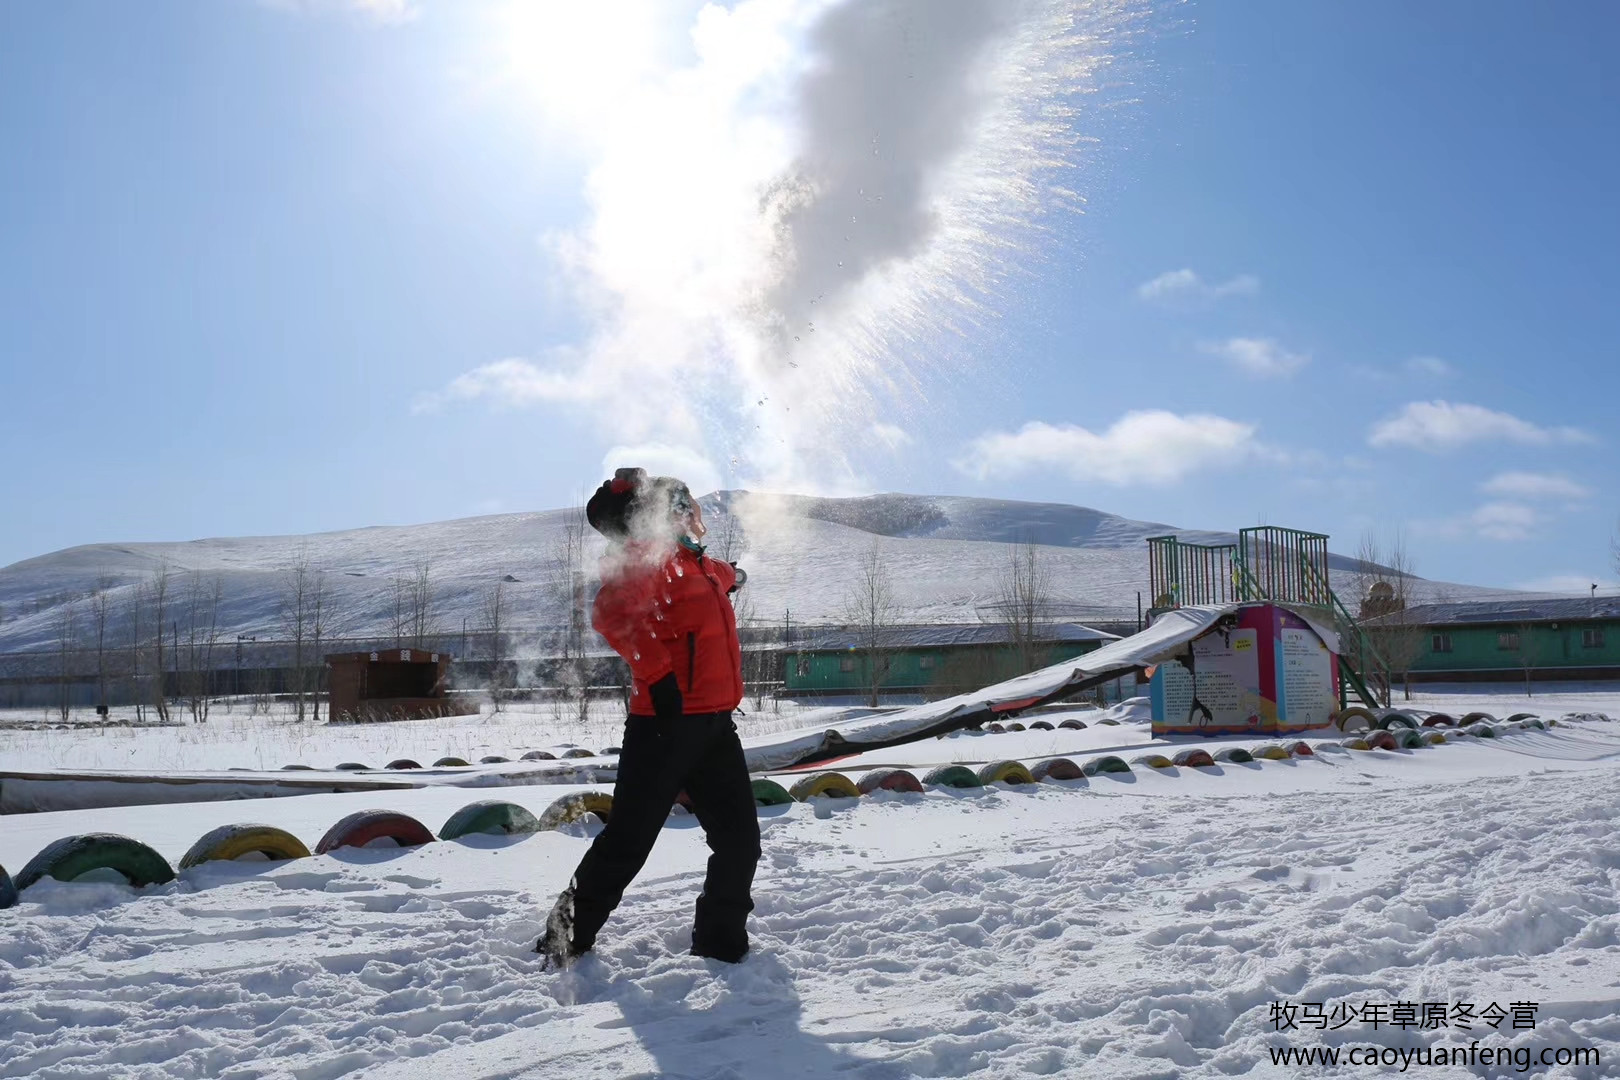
[{"xmin": 325, "ymin": 647, "xmax": 476, "ymax": 723}]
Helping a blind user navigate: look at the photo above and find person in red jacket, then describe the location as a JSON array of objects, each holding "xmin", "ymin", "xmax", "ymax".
[{"xmin": 536, "ymin": 468, "xmax": 760, "ymax": 968}]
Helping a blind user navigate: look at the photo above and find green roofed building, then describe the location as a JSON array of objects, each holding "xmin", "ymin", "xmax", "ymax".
[
  {"xmin": 1368, "ymin": 597, "xmax": 1620, "ymax": 685},
  {"xmin": 781, "ymin": 622, "xmax": 1118, "ymax": 700}
]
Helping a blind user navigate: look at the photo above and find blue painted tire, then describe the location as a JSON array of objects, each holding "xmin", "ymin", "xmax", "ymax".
[
  {"xmin": 923, "ymin": 765, "xmax": 983, "ymax": 789},
  {"xmin": 1082, "ymin": 755, "xmax": 1131, "ymax": 776}
]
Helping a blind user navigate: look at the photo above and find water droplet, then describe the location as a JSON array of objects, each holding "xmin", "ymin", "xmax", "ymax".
[
  {"xmin": 794, "ymin": 335, "xmax": 800, "ymax": 341},
  {"xmin": 632, "ymin": 652, "xmax": 641, "ymax": 661},
  {"xmin": 837, "ymin": 261, "xmax": 843, "ymax": 267}
]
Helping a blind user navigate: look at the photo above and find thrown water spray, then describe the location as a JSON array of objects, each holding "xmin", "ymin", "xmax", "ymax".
[{"xmin": 432, "ymin": 0, "xmax": 1143, "ymax": 498}]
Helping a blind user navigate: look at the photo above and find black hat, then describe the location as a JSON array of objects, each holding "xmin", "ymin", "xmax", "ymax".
[{"xmin": 585, "ymin": 468, "xmax": 691, "ymax": 539}]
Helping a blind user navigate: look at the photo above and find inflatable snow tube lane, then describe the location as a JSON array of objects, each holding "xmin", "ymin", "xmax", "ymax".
[
  {"xmin": 924, "ymin": 765, "xmax": 983, "ymax": 789},
  {"xmin": 1082, "ymin": 756, "xmax": 1132, "ymax": 777},
  {"xmin": 537, "ymin": 792, "xmax": 614, "ymax": 829},
  {"xmin": 0, "ymin": 864, "xmax": 17, "ymax": 909},
  {"xmin": 439, "ymin": 801, "xmax": 543, "ymax": 840},
  {"xmin": 856, "ymin": 769, "xmax": 924, "ymax": 795},
  {"xmin": 180, "ymin": 824, "xmax": 311, "ymax": 870},
  {"xmin": 314, "ymin": 810, "xmax": 436, "ymax": 855},
  {"xmin": 16, "ymin": 834, "xmax": 176, "ymax": 891},
  {"xmin": 1029, "ymin": 757, "xmax": 1084, "ymax": 781},
  {"xmin": 788, "ymin": 772, "xmax": 861, "ymax": 801},
  {"xmin": 750, "ymin": 779, "xmax": 796, "ymax": 806},
  {"xmin": 1172, "ymin": 749, "xmax": 1216, "ymax": 768},
  {"xmin": 1334, "ymin": 706, "xmax": 1376, "ymax": 732},
  {"xmin": 1130, "ymin": 754, "xmax": 1175, "ymax": 769},
  {"xmin": 976, "ymin": 760, "xmax": 1037, "ymax": 786}
]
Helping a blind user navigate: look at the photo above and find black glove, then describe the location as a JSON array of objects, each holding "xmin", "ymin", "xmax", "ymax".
[
  {"xmin": 728, "ymin": 562, "xmax": 747, "ymax": 594},
  {"xmin": 648, "ymin": 672, "xmax": 683, "ymax": 721}
]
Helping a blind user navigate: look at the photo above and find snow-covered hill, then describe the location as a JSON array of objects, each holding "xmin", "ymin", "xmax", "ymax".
[{"xmin": 0, "ymin": 492, "xmax": 1514, "ymax": 654}]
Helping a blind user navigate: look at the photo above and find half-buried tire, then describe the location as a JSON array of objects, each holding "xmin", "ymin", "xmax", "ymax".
[
  {"xmin": 788, "ymin": 772, "xmax": 860, "ymax": 801},
  {"xmin": 1005, "ymin": 722, "xmax": 1026, "ymax": 732},
  {"xmin": 1285, "ymin": 741, "xmax": 1314, "ymax": 757},
  {"xmin": 562, "ymin": 748, "xmax": 596, "ymax": 759},
  {"xmin": 1378, "ymin": 712, "xmax": 1420, "ymax": 731},
  {"xmin": 1213, "ymin": 747, "xmax": 1254, "ymax": 763},
  {"xmin": 1334, "ymin": 706, "xmax": 1376, "ymax": 732},
  {"xmin": 16, "ymin": 834, "xmax": 176, "ymax": 891},
  {"xmin": 1082, "ymin": 755, "xmax": 1131, "ymax": 776},
  {"xmin": 480, "ymin": 756, "xmax": 511, "ymax": 764},
  {"xmin": 1459, "ymin": 712, "xmax": 1496, "ymax": 727},
  {"xmin": 750, "ymin": 779, "xmax": 795, "ymax": 806},
  {"xmin": 1172, "ymin": 749, "xmax": 1216, "ymax": 768},
  {"xmin": 385, "ymin": 759, "xmax": 422, "ymax": 770},
  {"xmin": 315, "ymin": 810, "xmax": 436, "ymax": 855},
  {"xmin": 1058, "ymin": 719, "xmax": 1087, "ymax": 731},
  {"xmin": 977, "ymin": 760, "xmax": 1036, "ymax": 786},
  {"xmin": 1364, "ymin": 731, "xmax": 1399, "ymax": 751},
  {"xmin": 924, "ymin": 765, "xmax": 983, "ymax": 789},
  {"xmin": 180, "ymin": 824, "xmax": 311, "ymax": 870},
  {"xmin": 1422, "ymin": 713, "xmax": 1457, "ymax": 728},
  {"xmin": 856, "ymin": 769, "xmax": 924, "ymax": 795},
  {"xmin": 433, "ymin": 756, "xmax": 471, "ymax": 768},
  {"xmin": 1340, "ymin": 736, "xmax": 1372, "ymax": 751},
  {"xmin": 1504, "ymin": 713, "xmax": 1538, "ymax": 724},
  {"xmin": 1395, "ymin": 729, "xmax": 1424, "ymax": 749},
  {"xmin": 1029, "ymin": 721, "xmax": 1054, "ymax": 731},
  {"xmin": 0, "ymin": 864, "xmax": 17, "ymax": 908},
  {"xmin": 1421, "ymin": 730, "xmax": 1447, "ymax": 745},
  {"xmin": 440, "ymin": 801, "xmax": 542, "ymax": 840},
  {"xmin": 537, "ymin": 792, "xmax": 614, "ymax": 829},
  {"xmin": 334, "ymin": 762, "xmax": 370, "ymax": 771},
  {"xmin": 1250, "ymin": 744, "xmax": 1291, "ymax": 760},
  {"xmin": 1131, "ymin": 754, "xmax": 1174, "ymax": 769},
  {"xmin": 521, "ymin": 750, "xmax": 556, "ymax": 761},
  {"xmin": 1030, "ymin": 757, "xmax": 1083, "ymax": 781}
]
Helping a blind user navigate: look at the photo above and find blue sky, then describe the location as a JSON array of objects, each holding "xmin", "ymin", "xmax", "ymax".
[{"xmin": 2, "ymin": 0, "xmax": 1616, "ymax": 594}]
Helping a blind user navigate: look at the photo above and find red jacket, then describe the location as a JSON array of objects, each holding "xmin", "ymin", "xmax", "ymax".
[{"xmin": 592, "ymin": 541, "xmax": 743, "ymax": 716}]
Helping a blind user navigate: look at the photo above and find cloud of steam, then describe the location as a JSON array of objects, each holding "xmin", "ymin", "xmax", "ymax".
[{"xmin": 430, "ymin": 0, "xmax": 1141, "ymax": 502}]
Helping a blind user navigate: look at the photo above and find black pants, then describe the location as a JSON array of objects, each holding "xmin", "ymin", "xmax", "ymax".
[{"xmin": 568, "ymin": 711, "xmax": 761, "ymax": 959}]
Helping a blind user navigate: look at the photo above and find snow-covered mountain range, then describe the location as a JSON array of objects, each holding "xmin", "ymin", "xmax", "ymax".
[{"xmin": 0, "ymin": 492, "xmax": 1514, "ymax": 654}]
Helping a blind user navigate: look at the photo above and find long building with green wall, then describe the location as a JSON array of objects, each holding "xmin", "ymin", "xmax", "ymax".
[
  {"xmin": 781, "ymin": 622, "xmax": 1118, "ymax": 699},
  {"xmin": 1372, "ymin": 597, "xmax": 1620, "ymax": 683}
]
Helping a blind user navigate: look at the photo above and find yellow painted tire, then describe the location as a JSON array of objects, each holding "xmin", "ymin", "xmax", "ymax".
[
  {"xmin": 976, "ymin": 760, "xmax": 1036, "ymax": 786},
  {"xmin": 1421, "ymin": 730, "xmax": 1447, "ymax": 745},
  {"xmin": 1250, "ymin": 744, "xmax": 1292, "ymax": 760},
  {"xmin": 1130, "ymin": 754, "xmax": 1175, "ymax": 769},
  {"xmin": 1341, "ymin": 736, "xmax": 1372, "ymax": 750},
  {"xmin": 1334, "ymin": 706, "xmax": 1376, "ymax": 732},
  {"xmin": 537, "ymin": 791, "xmax": 614, "ymax": 829},
  {"xmin": 180, "ymin": 824, "xmax": 311, "ymax": 870},
  {"xmin": 788, "ymin": 772, "xmax": 861, "ymax": 801}
]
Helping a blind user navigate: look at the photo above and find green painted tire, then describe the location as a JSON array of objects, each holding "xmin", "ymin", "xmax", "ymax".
[
  {"xmin": 1095, "ymin": 718, "xmax": 1121, "ymax": 726},
  {"xmin": 1334, "ymin": 706, "xmax": 1376, "ymax": 732},
  {"xmin": 976, "ymin": 760, "xmax": 1036, "ymax": 785},
  {"xmin": 1459, "ymin": 712, "xmax": 1496, "ymax": 726},
  {"xmin": 433, "ymin": 756, "xmax": 471, "ymax": 768},
  {"xmin": 1058, "ymin": 719, "xmax": 1087, "ymax": 730},
  {"xmin": 521, "ymin": 750, "xmax": 556, "ymax": 761},
  {"xmin": 1082, "ymin": 755, "xmax": 1131, "ymax": 776},
  {"xmin": 1250, "ymin": 744, "xmax": 1291, "ymax": 760},
  {"xmin": 1029, "ymin": 757, "xmax": 1084, "ymax": 781},
  {"xmin": 1131, "ymin": 753, "xmax": 1174, "ymax": 769},
  {"xmin": 1213, "ymin": 747, "xmax": 1254, "ymax": 763},
  {"xmin": 537, "ymin": 791, "xmax": 614, "ymax": 829},
  {"xmin": 1378, "ymin": 712, "xmax": 1420, "ymax": 731},
  {"xmin": 315, "ymin": 810, "xmax": 436, "ymax": 855},
  {"xmin": 855, "ymin": 769, "xmax": 924, "ymax": 795},
  {"xmin": 1172, "ymin": 748, "xmax": 1216, "ymax": 767},
  {"xmin": 440, "ymin": 800, "xmax": 543, "ymax": 840},
  {"xmin": 0, "ymin": 864, "xmax": 17, "ymax": 908},
  {"xmin": 385, "ymin": 759, "xmax": 422, "ymax": 770},
  {"xmin": 923, "ymin": 764, "xmax": 983, "ymax": 789},
  {"xmin": 1005, "ymin": 722, "xmax": 1026, "ymax": 732},
  {"xmin": 180, "ymin": 824, "xmax": 311, "ymax": 870},
  {"xmin": 1395, "ymin": 729, "xmax": 1424, "ymax": 749},
  {"xmin": 1466, "ymin": 723, "xmax": 1498, "ymax": 739},
  {"xmin": 281, "ymin": 764, "xmax": 316, "ymax": 771},
  {"xmin": 16, "ymin": 833, "xmax": 176, "ymax": 891},
  {"xmin": 1504, "ymin": 713, "xmax": 1538, "ymax": 724},
  {"xmin": 788, "ymin": 772, "xmax": 860, "ymax": 801},
  {"xmin": 750, "ymin": 778, "xmax": 795, "ymax": 806}
]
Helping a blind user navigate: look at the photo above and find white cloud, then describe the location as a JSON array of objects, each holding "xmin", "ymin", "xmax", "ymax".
[
  {"xmin": 870, "ymin": 423, "xmax": 912, "ymax": 450},
  {"xmin": 1470, "ymin": 501, "xmax": 1539, "ymax": 541},
  {"xmin": 1136, "ymin": 269, "xmax": 1259, "ymax": 303},
  {"xmin": 1479, "ymin": 471, "xmax": 1591, "ymax": 501},
  {"xmin": 600, "ymin": 443, "xmax": 723, "ymax": 498},
  {"xmin": 1368, "ymin": 401, "xmax": 1594, "ymax": 452},
  {"xmin": 260, "ymin": 0, "xmax": 417, "ymax": 24},
  {"xmin": 1405, "ymin": 355, "xmax": 1453, "ymax": 377},
  {"xmin": 411, "ymin": 356, "xmax": 597, "ymax": 415},
  {"xmin": 1201, "ymin": 337, "xmax": 1309, "ymax": 378},
  {"xmin": 955, "ymin": 410, "xmax": 1257, "ymax": 486},
  {"xmin": 1514, "ymin": 573, "xmax": 1613, "ymax": 594}
]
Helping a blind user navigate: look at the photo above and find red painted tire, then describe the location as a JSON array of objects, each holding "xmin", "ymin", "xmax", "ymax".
[
  {"xmin": 1029, "ymin": 757, "xmax": 1083, "ymax": 781},
  {"xmin": 16, "ymin": 834, "xmax": 176, "ymax": 891},
  {"xmin": 314, "ymin": 810, "xmax": 436, "ymax": 855},
  {"xmin": 1172, "ymin": 749, "xmax": 1216, "ymax": 768},
  {"xmin": 1364, "ymin": 730, "xmax": 1399, "ymax": 750},
  {"xmin": 1421, "ymin": 714, "xmax": 1455, "ymax": 727},
  {"xmin": 856, "ymin": 769, "xmax": 924, "ymax": 794},
  {"xmin": 986, "ymin": 723, "xmax": 1006, "ymax": 734},
  {"xmin": 1285, "ymin": 741, "xmax": 1314, "ymax": 757}
]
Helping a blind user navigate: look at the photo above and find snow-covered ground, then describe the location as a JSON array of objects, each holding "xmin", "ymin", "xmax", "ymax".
[{"xmin": 2, "ymin": 694, "xmax": 1618, "ymax": 1078}]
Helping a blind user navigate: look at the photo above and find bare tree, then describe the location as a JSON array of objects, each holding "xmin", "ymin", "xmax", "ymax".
[
  {"xmin": 547, "ymin": 505, "xmax": 592, "ymax": 724},
  {"xmin": 308, "ymin": 569, "xmax": 330, "ymax": 723},
  {"xmin": 54, "ymin": 599, "xmax": 79, "ymax": 723},
  {"xmin": 177, "ymin": 573, "xmax": 223, "ymax": 723},
  {"xmin": 390, "ymin": 572, "xmax": 411, "ymax": 647},
  {"xmin": 147, "ymin": 563, "xmax": 173, "ymax": 723},
  {"xmin": 280, "ymin": 550, "xmax": 317, "ymax": 722},
  {"xmin": 125, "ymin": 577, "xmax": 145, "ymax": 722},
  {"xmin": 482, "ymin": 578, "xmax": 508, "ymax": 714},
  {"xmin": 998, "ymin": 532, "xmax": 1052, "ymax": 677},
  {"xmin": 89, "ymin": 572, "xmax": 115, "ymax": 711},
  {"xmin": 407, "ymin": 561, "xmax": 435, "ymax": 649},
  {"xmin": 1352, "ymin": 530, "xmax": 1426, "ymax": 701},
  {"xmin": 843, "ymin": 537, "xmax": 899, "ymax": 708},
  {"xmin": 1515, "ymin": 620, "xmax": 1539, "ymax": 697}
]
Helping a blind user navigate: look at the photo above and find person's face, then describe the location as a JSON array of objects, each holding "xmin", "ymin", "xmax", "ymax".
[{"xmin": 683, "ymin": 500, "xmax": 706, "ymax": 540}]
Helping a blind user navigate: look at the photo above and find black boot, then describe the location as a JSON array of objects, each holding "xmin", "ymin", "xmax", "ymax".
[{"xmin": 535, "ymin": 885, "xmax": 586, "ymax": 970}]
